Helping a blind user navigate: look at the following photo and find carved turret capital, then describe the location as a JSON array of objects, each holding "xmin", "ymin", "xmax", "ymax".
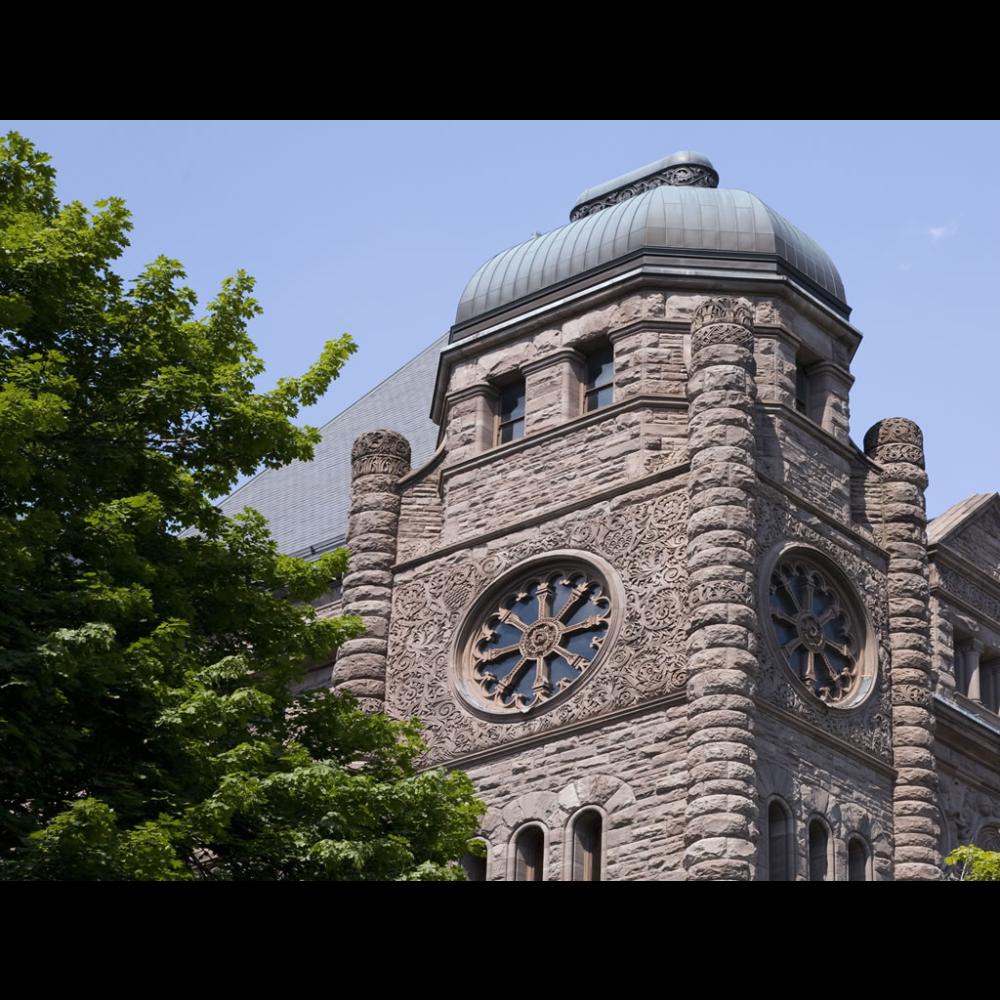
[
  {"xmin": 863, "ymin": 418, "xmax": 925, "ymax": 469},
  {"xmin": 351, "ymin": 430, "xmax": 411, "ymax": 481},
  {"xmin": 690, "ymin": 297, "xmax": 754, "ymax": 358}
]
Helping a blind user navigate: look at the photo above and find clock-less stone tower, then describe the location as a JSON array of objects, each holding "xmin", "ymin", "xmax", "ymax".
[{"xmin": 228, "ymin": 149, "xmax": 1000, "ymax": 879}]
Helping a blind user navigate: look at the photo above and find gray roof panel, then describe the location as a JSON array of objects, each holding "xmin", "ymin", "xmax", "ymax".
[
  {"xmin": 220, "ymin": 334, "xmax": 446, "ymax": 557},
  {"xmin": 456, "ymin": 185, "xmax": 847, "ymax": 324}
]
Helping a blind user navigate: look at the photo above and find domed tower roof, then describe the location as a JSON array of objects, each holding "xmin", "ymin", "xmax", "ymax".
[{"xmin": 455, "ymin": 151, "xmax": 847, "ymax": 327}]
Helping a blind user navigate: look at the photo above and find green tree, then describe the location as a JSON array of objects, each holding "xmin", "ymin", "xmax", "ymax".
[
  {"xmin": 945, "ymin": 845, "xmax": 1000, "ymax": 881},
  {"xmin": 0, "ymin": 132, "xmax": 483, "ymax": 880}
]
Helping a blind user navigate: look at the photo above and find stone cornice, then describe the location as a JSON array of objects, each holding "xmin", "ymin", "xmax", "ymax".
[
  {"xmin": 934, "ymin": 694, "xmax": 1000, "ymax": 778},
  {"xmin": 443, "ymin": 383, "xmax": 499, "ymax": 409},
  {"xmin": 441, "ymin": 393, "xmax": 687, "ymax": 481},
  {"xmin": 757, "ymin": 474, "xmax": 889, "ymax": 561},
  {"xmin": 931, "ymin": 544, "xmax": 1000, "ymax": 607},
  {"xmin": 757, "ymin": 400, "xmax": 858, "ymax": 464},
  {"xmin": 422, "ymin": 691, "xmax": 687, "ymax": 771},
  {"xmin": 756, "ymin": 698, "xmax": 897, "ymax": 778},
  {"xmin": 432, "ymin": 264, "xmax": 863, "ymax": 424},
  {"xmin": 520, "ymin": 347, "xmax": 585, "ymax": 376},
  {"xmin": 394, "ymin": 461, "xmax": 689, "ymax": 574}
]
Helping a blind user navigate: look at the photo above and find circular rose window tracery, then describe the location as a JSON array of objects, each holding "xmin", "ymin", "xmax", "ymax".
[
  {"xmin": 766, "ymin": 551, "xmax": 871, "ymax": 708},
  {"xmin": 455, "ymin": 554, "xmax": 622, "ymax": 717}
]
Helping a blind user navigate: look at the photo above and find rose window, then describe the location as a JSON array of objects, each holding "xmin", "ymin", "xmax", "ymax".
[
  {"xmin": 768, "ymin": 555, "xmax": 865, "ymax": 707},
  {"xmin": 458, "ymin": 559, "xmax": 618, "ymax": 716}
]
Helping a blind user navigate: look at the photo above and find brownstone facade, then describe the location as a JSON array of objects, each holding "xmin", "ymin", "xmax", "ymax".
[{"xmin": 245, "ymin": 151, "xmax": 1000, "ymax": 879}]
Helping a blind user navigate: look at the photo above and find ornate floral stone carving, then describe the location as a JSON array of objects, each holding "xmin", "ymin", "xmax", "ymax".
[
  {"xmin": 569, "ymin": 164, "xmax": 720, "ymax": 221},
  {"xmin": 386, "ymin": 488, "xmax": 688, "ymax": 764},
  {"xmin": 937, "ymin": 565, "xmax": 1000, "ymax": 626},
  {"xmin": 755, "ymin": 494, "xmax": 893, "ymax": 761},
  {"xmin": 351, "ymin": 430, "xmax": 412, "ymax": 479},
  {"xmin": 690, "ymin": 296, "xmax": 755, "ymax": 336}
]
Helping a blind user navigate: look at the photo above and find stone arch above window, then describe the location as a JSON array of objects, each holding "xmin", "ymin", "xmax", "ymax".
[{"xmin": 975, "ymin": 821, "xmax": 1000, "ymax": 853}]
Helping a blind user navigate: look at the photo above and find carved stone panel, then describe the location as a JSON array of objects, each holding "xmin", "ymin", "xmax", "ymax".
[
  {"xmin": 387, "ymin": 487, "xmax": 688, "ymax": 764},
  {"xmin": 756, "ymin": 493, "xmax": 893, "ymax": 760}
]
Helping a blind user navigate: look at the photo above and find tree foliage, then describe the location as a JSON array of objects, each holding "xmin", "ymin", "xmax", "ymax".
[
  {"xmin": 945, "ymin": 845, "xmax": 1000, "ymax": 882},
  {"xmin": 0, "ymin": 132, "xmax": 483, "ymax": 879}
]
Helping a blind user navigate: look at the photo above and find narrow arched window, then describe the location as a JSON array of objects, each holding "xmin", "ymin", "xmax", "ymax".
[
  {"xmin": 583, "ymin": 345, "xmax": 614, "ymax": 412},
  {"xmin": 498, "ymin": 380, "xmax": 526, "ymax": 444},
  {"xmin": 809, "ymin": 819, "xmax": 830, "ymax": 881},
  {"xmin": 513, "ymin": 825, "xmax": 544, "ymax": 881},
  {"xmin": 571, "ymin": 809, "xmax": 603, "ymax": 881},
  {"xmin": 767, "ymin": 800, "xmax": 792, "ymax": 881},
  {"xmin": 848, "ymin": 837, "xmax": 870, "ymax": 882},
  {"xmin": 461, "ymin": 840, "xmax": 488, "ymax": 882}
]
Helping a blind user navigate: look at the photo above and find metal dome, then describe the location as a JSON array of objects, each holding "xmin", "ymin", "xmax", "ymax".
[{"xmin": 456, "ymin": 152, "xmax": 847, "ymax": 325}]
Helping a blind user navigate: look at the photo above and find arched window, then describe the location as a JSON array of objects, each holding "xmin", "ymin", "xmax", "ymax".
[
  {"xmin": 767, "ymin": 799, "xmax": 793, "ymax": 881},
  {"xmin": 461, "ymin": 839, "xmax": 488, "ymax": 882},
  {"xmin": 570, "ymin": 809, "xmax": 603, "ymax": 881},
  {"xmin": 513, "ymin": 825, "xmax": 544, "ymax": 881},
  {"xmin": 847, "ymin": 836, "xmax": 870, "ymax": 882},
  {"xmin": 809, "ymin": 818, "xmax": 831, "ymax": 882}
]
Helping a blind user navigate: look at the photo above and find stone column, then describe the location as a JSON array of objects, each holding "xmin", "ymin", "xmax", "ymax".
[
  {"xmin": 960, "ymin": 638, "xmax": 984, "ymax": 704},
  {"xmin": 333, "ymin": 429, "xmax": 410, "ymax": 713},
  {"xmin": 808, "ymin": 361, "xmax": 854, "ymax": 444},
  {"xmin": 683, "ymin": 297, "xmax": 760, "ymax": 881},
  {"xmin": 863, "ymin": 417, "xmax": 941, "ymax": 880},
  {"xmin": 444, "ymin": 385, "xmax": 499, "ymax": 464},
  {"xmin": 523, "ymin": 349, "xmax": 584, "ymax": 434}
]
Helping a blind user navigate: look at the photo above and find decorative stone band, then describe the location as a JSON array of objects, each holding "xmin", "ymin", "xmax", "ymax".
[
  {"xmin": 570, "ymin": 163, "xmax": 720, "ymax": 221},
  {"xmin": 690, "ymin": 298, "xmax": 755, "ymax": 357},
  {"xmin": 863, "ymin": 417, "xmax": 941, "ymax": 880},
  {"xmin": 335, "ymin": 429, "xmax": 411, "ymax": 712},
  {"xmin": 684, "ymin": 296, "xmax": 759, "ymax": 880},
  {"xmin": 862, "ymin": 417, "xmax": 925, "ymax": 469}
]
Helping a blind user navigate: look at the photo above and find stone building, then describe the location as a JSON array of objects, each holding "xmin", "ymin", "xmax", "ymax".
[{"xmin": 223, "ymin": 150, "xmax": 1000, "ymax": 880}]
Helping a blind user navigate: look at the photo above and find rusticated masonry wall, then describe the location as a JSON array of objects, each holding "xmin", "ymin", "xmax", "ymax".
[
  {"xmin": 683, "ymin": 296, "xmax": 760, "ymax": 881},
  {"xmin": 756, "ymin": 713, "xmax": 895, "ymax": 880},
  {"xmin": 469, "ymin": 706, "xmax": 687, "ymax": 881},
  {"xmin": 333, "ymin": 430, "xmax": 410, "ymax": 713},
  {"xmin": 864, "ymin": 418, "xmax": 942, "ymax": 880},
  {"xmin": 441, "ymin": 405, "xmax": 687, "ymax": 543}
]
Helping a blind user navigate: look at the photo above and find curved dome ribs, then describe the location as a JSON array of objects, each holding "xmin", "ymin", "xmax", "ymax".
[{"xmin": 455, "ymin": 151, "xmax": 847, "ymax": 327}]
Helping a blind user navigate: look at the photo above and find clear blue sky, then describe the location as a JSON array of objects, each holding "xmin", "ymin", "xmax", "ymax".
[{"xmin": 4, "ymin": 120, "xmax": 999, "ymax": 517}]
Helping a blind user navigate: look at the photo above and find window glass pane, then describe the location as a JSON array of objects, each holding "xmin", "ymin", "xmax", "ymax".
[
  {"xmin": 848, "ymin": 838, "xmax": 868, "ymax": 882},
  {"xmin": 461, "ymin": 848, "xmax": 487, "ymax": 882},
  {"xmin": 768, "ymin": 801, "xmax": 791, "ymax": 881},
  {"xmin": 499, "ymin": 416, "xmax": 524, "ymax": 443},
  {"xmin": 586, "ymin": 347, "xmax": 613, "ymax": 389},
  {"xmin": 809, "ymin": 820, "xmax": 829, "ymax": 881},
  {"xmin": 584, "ymin": 347, "xmax": 614, "ymax": 413},
  {"xmin": 500, "ymin": 382, "xmax": 525, "ymax": 421},
  {"xmin": 514, "ymin": 826, "xmax": 543, "ymax": 881},
  {"xmin": 585, "ymin": 384, "xmax": 613, "ymax": 411},
  {"xmin": 572, "ymin": 810, "xmax": 602, "ymax": 881}
]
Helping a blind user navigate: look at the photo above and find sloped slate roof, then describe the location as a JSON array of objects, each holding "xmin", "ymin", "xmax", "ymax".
[
  {"xmin": 928, "ymin": 493, "xmax": 997, "ymax": 546},
  {"xmin": 220, "ymin": 334, "xmax": 446, "ymax": 557}
]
